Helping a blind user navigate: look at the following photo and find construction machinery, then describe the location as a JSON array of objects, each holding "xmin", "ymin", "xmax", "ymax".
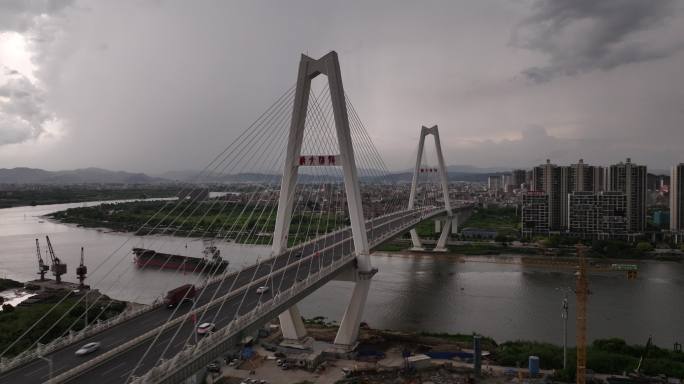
[
  {"xmin": 35, "ymin": 238, "xmax": 49, "ymax": 281},
  {"xmin": 76, "ymin": 247, "xmax": 88, "ymax": 288},
  {"xmin": 634, "ymin": 335, "xmax": 653, "ymax": 376},
  {"xmin": 45, "ymin": 235, "xmax": 67, "ymax": 283},
  {"xmin": 575, "ymin": 245, "xmax": 589, "ymax": 384}
]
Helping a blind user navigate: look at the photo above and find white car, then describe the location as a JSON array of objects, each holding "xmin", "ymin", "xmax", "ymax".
[
  {"xmin": 75, "ymin": 342, "xmax": 101, "ymax": 356},
  {"xmin": 256, "ymin": 286, "xmax": 269, "ymax": 294},
  {"xmin": 196, "ymin": 322, "xmax": 216, "ymax": 335}
]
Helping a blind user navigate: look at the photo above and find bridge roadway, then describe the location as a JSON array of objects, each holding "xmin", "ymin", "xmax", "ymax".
[{"xmin": 0, "ymin": 207, "xmax": 445, "ymax": 384}]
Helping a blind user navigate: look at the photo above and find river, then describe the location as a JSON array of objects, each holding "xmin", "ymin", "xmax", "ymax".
[{"xmin": 0, "ymin": 201, "xmax": 682, "ymax": 347}]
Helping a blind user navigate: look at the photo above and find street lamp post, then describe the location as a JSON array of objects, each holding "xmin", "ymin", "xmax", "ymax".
[
  {"xmin": 556, "ymin": 286, "xmax": 570, "ymax": 370},
  {"xmin": 561, "ymin": 291, "xmax": 569, "ymax": 370}
]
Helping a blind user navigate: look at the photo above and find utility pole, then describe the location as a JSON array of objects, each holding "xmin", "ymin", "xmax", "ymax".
[
  {"xmin": 576, "ymin": 245, "xmax": 589, "ymax": 384},
  {"xmin": 562, "ymin": 292, "xmax": 569, "ymax": 370}
]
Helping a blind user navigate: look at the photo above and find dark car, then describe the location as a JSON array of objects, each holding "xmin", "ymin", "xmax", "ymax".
[{"xmin": 207, "ymin": 362, "xmax": 221, "ymax": 373}]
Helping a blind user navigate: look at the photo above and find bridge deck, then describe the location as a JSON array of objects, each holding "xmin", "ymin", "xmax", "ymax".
[{"xmin": 0, "ymin": 207, "xmax": 446, "ymax": 384}]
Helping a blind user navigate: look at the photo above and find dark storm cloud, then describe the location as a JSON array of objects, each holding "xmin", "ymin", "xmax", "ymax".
[
  {"xmin": 514, "ymin": 0, "xmax": 682, "ymax": 82},
  {"xmin": 0, "ymin": 67, "xmax": 54, "ymax": 145},
  {"xmin": 0, "ymin": 0, "xmax": 74, "ymax": 32},
  {"xmin": 0, "ymin": 1, "xmax": 683, "ymax": 171},
  {"xmin": 0, "ymin": 0, "xmax": 72, "ymax": 146}
]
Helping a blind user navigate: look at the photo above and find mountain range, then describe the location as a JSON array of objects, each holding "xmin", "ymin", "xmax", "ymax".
[
  {"xmin": 0, "ymin": 167, "xmax": 166, "ymax": 185},
  {"xmin": 0, "ymin": 165, "xmax": 536, "ymax": 185}
]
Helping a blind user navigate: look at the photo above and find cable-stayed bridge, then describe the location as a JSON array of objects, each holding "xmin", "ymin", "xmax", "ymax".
[{"xmin": 0, "ymin": 51, "xmax": 472, "ymax": 384}]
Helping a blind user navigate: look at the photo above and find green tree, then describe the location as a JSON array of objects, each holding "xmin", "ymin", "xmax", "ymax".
[{"xmin": 636, "ymin": 242, "xmax": 654, "ymax": 253}]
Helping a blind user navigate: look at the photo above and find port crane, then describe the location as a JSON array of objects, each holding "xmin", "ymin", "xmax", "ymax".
[
  {"xmin": 45, "ymin": 235, "xmax": 67, "ymax": 283},
  {"xmin": 76, "ymin": 247, "xmax": 88, "ymax": 288},
  {"xmin": 35, "ymin": 238, "xmax": 49, "ymax": 281}
]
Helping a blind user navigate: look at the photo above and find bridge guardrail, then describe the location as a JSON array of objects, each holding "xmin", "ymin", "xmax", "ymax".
[{"xmin": 0, "ymin": 301, "xmax": 161, "ymax": 374}]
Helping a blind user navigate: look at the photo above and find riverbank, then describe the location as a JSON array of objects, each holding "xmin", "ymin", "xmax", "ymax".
[
  {"xmin": 0, "ymin": 278, "xmax": 23, "ymax": 292},
  {"xmin": 0, "ymin": 186, "xmax": 180, "ymax": 209},
  {"xmin": 375, "ymin": 239, "xmax": 684, "ymax": 263},
  {"xmin": 303, "ymin": 320, "xmax": 684, "ymax": 379},
  {"xmin": 372, "ymin": 250, "xmax": 680, "ymax": 268}
]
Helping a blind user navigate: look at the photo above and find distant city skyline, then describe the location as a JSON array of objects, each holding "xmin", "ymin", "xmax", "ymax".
[{"xmin": 1, "ymin": 1, "xmax": 683, "ymax": 173}]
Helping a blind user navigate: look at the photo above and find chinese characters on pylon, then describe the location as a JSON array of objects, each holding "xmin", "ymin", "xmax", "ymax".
[{"xmin": 298, "ymin": 155, "xmax": 341, "ymax": 166}]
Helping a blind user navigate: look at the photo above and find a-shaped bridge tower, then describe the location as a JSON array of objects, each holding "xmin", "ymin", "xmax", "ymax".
[
  {"xmin": 408, "ymin": 125, "xmax": 454, "ymax": 252},
  {"xmin": 273, "ymin": 51, "xmax": 373, "ymax": 347}
]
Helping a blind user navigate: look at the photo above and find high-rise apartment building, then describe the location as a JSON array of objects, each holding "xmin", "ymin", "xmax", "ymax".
[
  {"xmin": 570, "ymin": 159, "xmax": 604, "ymax": 192},
  {"xmin": 568, "ymin": 191, "xmax": 627, "ymax": 238},
  {"xmin": 487, "ymin": 175, "xmax": 500, "ymax": 192},
  {"xmin": 593, "ymin": 166, "xmax": 606, "ymax": 192},
  {"xmin": 512, "ymin": 169, "xmax": 527, "ymax": 190},
  {"xmin": 521, "ymin": 192, "xmax": 549, "ymax": 236},
  {"xmin": 671, "ymin": 164, "xmax": 684, "ymax": 233},
  {"xmin": 531, "ymin": 164, "xmax": 546, "ymax": 192},
  {"xmin": 526, "ymin": 159, "xmax": 610, "ymax": 232},
  {"xmin": 606, "ymin": 158, "xmax": 647, "ymax": 233},
  {"xmin": 530, "ymin": 160, "xmax": 569, "ymax": 231}
]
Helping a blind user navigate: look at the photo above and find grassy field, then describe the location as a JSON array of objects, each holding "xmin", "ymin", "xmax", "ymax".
[
  {"xmin": 461, "ymin": 206, "xmax": 520, "ymax": 237},
  {"xmin": 0, "ymin": 292, "xmax": 127, "ymax": 357},
  {"xmin": 49, "ymin": 200, "xmax": 347, "ymax": 246},
  {"xmin": 498, "ymin": 338, "xmax": 684, "ymax": 380}
]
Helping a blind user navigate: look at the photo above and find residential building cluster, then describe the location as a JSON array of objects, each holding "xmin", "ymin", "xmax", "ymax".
[{"xmin": 513, "ymin": 158, "xmax": 647, "ymax": 239}]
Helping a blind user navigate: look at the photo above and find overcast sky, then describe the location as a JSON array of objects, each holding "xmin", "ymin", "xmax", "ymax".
[{"xmin": 1, "ymin": 0, "xmax": 683, "ymax": 173}]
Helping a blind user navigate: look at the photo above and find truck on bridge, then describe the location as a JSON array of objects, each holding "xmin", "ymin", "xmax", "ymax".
[{"xmin": 164, "ymin": 284, "xmax": 197, "ymax": 308}]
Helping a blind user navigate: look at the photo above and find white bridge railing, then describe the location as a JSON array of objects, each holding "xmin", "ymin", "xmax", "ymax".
[
  {"xmin": 0, "ymin": 268, "xmax": 231, "ymax": 374},
  {"xmin": 0, "ymin": 301, "xmax": 161, "ymax": 373}
]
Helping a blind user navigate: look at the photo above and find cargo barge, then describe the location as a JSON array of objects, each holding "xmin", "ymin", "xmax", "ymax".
[{"xmin": 132, "ymin": 244, "xmax": 228, "ymax": 273}]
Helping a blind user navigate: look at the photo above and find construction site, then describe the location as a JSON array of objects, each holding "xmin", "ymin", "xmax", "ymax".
[{"xmin": 198, "ymin": 247, "xmax": 683, "ymax": 384}]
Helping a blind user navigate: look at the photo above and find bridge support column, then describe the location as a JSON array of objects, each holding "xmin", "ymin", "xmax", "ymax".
[
  {"xmin": 278, "ymin": 306, "xmax": 307, "ymax": 341},
  {"xmin": 409, "ymin": 229, "xmax": 425, "ymax": 251},
  {"xmin": 434, "ymin": 219, "xmax": 451, "ymax": 252},
  {"xmin": 334, "ymin": 278, "xmax": 371, "ymax": 346},
  {"xmin": 452, "ymin": 216, "xmax": 459, "ymax": 234}
]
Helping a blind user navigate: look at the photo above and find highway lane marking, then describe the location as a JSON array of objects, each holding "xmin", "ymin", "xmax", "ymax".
[
  {"xmin": 119, "ymin": 368, "xmax": 134, "ymax": 378},
  {"xmin": 139, "ymin": 316, "xmax": 161, "ymax": 326},
  {"xmin": 23, "ymin": 363, "xmax": 47, "ymax": 377},
  {"xmin": 101, "ymin": 362, "xmax": 127, "ymax": 376}
]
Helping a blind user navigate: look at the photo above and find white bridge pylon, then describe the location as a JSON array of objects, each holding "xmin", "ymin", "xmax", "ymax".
[
  {"xmin": 272, "ymin": 51, "xmax": 372, "ymax": 347},
  {"xmin": 408, "ymin": 125, "xmax": 453, "ymax": 252}
]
